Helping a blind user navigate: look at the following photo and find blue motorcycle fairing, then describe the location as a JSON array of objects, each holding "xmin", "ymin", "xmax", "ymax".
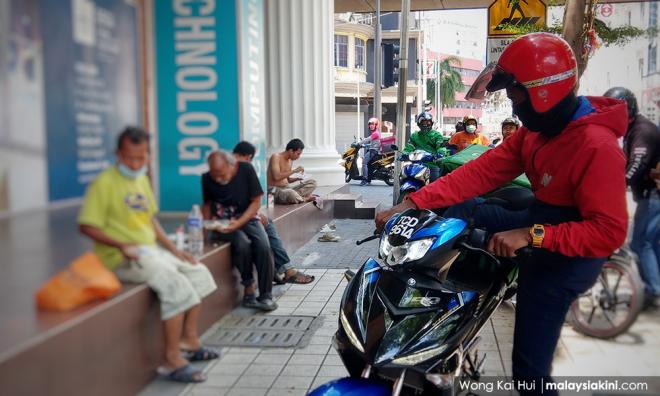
[
  {"xmin": 400, "ymin": 179, "xmax": 424, "ymax": 193},
  {"xmin": 410, "ymin": 217, "xmax": 467, "ymax": 249},
  {"xmin": 308, "ymin": 377, "xmax": 391, "ymax": 396},
  {"xmin": 403, "ymin": 163, "xmax": 428, "ymax": 178},
  {"xmin": 354, "ymin": 259, "xmax": 382, "ymax": 341}
]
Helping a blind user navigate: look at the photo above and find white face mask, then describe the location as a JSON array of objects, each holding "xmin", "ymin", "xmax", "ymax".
[{"xmin": 466, "ymin": 125, "xmax": 477, "ymax": 133}]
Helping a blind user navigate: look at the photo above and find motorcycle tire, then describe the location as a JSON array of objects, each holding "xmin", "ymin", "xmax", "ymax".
[
  {"xmin": 567, "ymin": 257, "xmax": 644, "ymax": 339},
  {"xmin": 385, "ymin": 168, "xmax": 394, "ymax": 186}
]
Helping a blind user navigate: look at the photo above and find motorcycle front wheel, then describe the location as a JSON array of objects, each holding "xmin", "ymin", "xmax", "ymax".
[
  {"xmin": 385, "ymin": 168, "xmax": 394, "ymax": 186},
  {"xmin": 568, "ymin": 257, "xmax": 644, "ymax": 339}
]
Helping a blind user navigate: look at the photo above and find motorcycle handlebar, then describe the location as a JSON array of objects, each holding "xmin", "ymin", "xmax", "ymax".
[{"xmin": 356, "ymin": 232, "xmax": 381, "ymax": 246}]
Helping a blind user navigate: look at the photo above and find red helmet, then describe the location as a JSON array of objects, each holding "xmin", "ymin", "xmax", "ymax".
[{"xmin": 467, "ymin": 33, "xmax": 577, "ymax": 113}]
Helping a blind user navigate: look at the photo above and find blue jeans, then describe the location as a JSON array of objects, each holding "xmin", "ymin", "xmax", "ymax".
[
  {"xmin": 362, "ymin": 149, "xmax": 377, "ymax": 182},
  {"xmin": 264, "ymin": 219, "xmax": 293, "ymax": 275},
  {"xmin": 631, "ymin": 191, "xmax": 660, "ymax": 296},
  {"xmin": 446, "ymin": 199, "xmax": 604, "ymax": 395}
]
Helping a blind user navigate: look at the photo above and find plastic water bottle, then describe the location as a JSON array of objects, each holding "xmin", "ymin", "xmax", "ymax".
[{"xmin": 187, "ymin": 205, "xmax": 204, "ymax": 256}]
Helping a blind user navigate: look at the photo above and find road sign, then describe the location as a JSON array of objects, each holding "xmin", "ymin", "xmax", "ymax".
[
  {"xmin": 487, "ymin": 37, "xmax": 515, "ymax": 64},
  {"xmin": 488, "ymin": 0, "xmax": 547, "ymax": 37},
  {"xmin": 599, "ymin": 4, "xmax": 614, "ymax": 18}
]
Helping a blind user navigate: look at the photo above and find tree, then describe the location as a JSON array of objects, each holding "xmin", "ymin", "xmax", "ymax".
[{"xmin": 426, "ymin": 56, "xmax": 465, "ymax": 109}]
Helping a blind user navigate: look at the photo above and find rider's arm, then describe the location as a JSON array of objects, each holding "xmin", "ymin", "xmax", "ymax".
[
  {"xmin": 409, "ymin": 129, "xmax": 526, "ymax": 209},
  {"xmin": 542, "ymin": 140, "xmax": 628, "ymax": 258}
]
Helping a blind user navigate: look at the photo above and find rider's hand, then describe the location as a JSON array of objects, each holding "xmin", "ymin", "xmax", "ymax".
[
  {"xmin": 375, "ymin": 199, "xmax": 418, "ymax": 230},
  {"xmin": 487, "ymin": 228, "xmax": 532, "ymax": 257}
]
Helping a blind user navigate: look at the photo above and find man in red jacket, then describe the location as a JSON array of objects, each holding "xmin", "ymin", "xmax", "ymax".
[{"xmin": 376, "ymin": 33, "xmax": 628, "ymax": 394}]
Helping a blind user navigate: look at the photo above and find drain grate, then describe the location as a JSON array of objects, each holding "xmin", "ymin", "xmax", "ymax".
[{"xmin": 205, "ymin": 315, "xmax": 316, "ymax": 348}]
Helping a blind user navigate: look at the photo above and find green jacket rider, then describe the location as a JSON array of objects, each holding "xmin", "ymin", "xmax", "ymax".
[{"xmin": 403, "ymin": 112, "xmax": 449, "ymax": 169}]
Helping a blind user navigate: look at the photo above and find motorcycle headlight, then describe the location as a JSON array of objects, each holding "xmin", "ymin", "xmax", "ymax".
[
  {"xmin": 391, "ymin": 344, "xmax": 447, "ymax": 365},
  {"xmin": 340, "ymin": 309, "xmax": 364, "ymax": 353},
  {"xmin": 414, "ymin": 167, "xmax": 430, "ymax": 181},
  {"xmin": 380, "ymin": 238, "xmax": 435, "ymax": 266}
]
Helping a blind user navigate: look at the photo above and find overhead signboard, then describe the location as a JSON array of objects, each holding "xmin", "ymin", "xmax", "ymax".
[{"xmin": 488, "ymin": 0, "xmax": 547, "ymax": 37}]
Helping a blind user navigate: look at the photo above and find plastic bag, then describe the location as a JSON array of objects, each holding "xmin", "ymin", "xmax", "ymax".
[{"xmin": 35, "ymin": 252, "xmax": 122, "ymax": 311}]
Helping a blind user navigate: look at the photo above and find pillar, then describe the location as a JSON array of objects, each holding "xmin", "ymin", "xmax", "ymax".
[{"xmin": 264, "ymin": 0, "xmax": 344, "ymax": 186}]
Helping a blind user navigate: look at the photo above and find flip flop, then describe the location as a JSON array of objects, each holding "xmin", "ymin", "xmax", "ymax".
[
  {"xmin": 284, "ymin": 271, "xmax": 315, "ymax": 284},
  {"xmin": 182, "ymin": 346, "xmax": 220, "ymax": 362},
  {"xmin": 158, "ymin": 364, "xmax": 206, "ymax": 383}
]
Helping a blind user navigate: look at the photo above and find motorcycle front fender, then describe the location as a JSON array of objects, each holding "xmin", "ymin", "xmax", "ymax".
[{"xmin": 308, "ymin": 377, "xmax": 391, "ymax": 396}]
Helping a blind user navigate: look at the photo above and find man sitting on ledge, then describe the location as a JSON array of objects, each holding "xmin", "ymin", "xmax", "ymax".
[
  {"xmin": 267, "ymin": 138, "xmax": 318, "ymax": 204},
  {"xmin": 233, "ymin": 141, "xmax": 315, "ymax": 285},
  {"xmin": 78, "ymin": 126, "xmax": 218, "ymax": 384},
  {"xmin": 202, "ymin": 150, "xmax": 278, "ymax": 311}
]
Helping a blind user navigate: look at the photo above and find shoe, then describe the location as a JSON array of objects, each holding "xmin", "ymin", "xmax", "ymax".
[
  {"xmin": 274, "ymin": 272, "xmax": 286, "ymax": 285},
  {"xmin": 359, "ymin": 180, "xmax": 368, "ymax": 186},
  {"xmin": 318, "ymin": 233, "xmax": 341, "ymax": 242},
  {"xmin": 255, "ymin": 298, "xmax": 278, "ymax": 311},
  {"xmin": 643, "ymin": 294, "xmax": 660, "ymax": 311},
  {"xmin": 313, "ymin": 196, "xmax": 324, "ymax": 210},
  {"xmin": 319, "ymin": 223, "xmax": 337, "ymax": 233}
]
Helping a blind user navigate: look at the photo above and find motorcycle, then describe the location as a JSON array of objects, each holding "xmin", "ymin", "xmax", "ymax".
[
  {"xmin": 339, "ymin": 141, "xmax": 395, "ymax": 186},
  {"xmin": 397, "ymin": 150, "xmax": 438, "ymax": 204},
  {"xmin": 310, "ymin": 187, "xmax": 535, "ymax": 396}
]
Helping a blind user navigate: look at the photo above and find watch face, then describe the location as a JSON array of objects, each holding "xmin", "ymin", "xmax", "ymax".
[{"xmin": 533, "ymin": 228, "xmax": 544, "ymax": 237}]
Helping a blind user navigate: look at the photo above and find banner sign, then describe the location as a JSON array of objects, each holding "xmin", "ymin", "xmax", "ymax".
[
  {"xmin": 41, "ymin": 0, "xmax": 140, "ymax": 202},
  {"xmin": 488, "ymin": 0, "xmax": 547, "ymax": 37},
  {"xmin": 154, "ymin": 0, "xmax": 266, "ymax": 211}
]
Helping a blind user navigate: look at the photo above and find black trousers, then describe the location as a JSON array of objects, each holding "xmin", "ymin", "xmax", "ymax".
[
  {"xmin": 211, "ymin": 220, "xmax": 274, "ymax": 300},
  {"xmin": 446, "ymin": 199, "xmax": 605, "ymax": 395}
]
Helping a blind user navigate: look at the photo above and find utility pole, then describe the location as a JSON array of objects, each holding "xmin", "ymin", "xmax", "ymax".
[
  {"xmin": 393, "ymin": 0, "xmax": 410, "ymax": 205},
  {"xmin": 374, "ymin": 0, "xmax": 382, "ymax": 121}
]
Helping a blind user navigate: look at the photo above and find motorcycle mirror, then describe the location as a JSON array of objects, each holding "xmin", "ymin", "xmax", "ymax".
[
  {"xmin": 484, "ymin": 187, "xmax": 534, "ymax": 211},
  {"xmin": 390, "ymin": 144, "xmax": 399, "ymax": 151},
  {"xmin": 493, "ymin": 138, "xmax": 501, "ymax": 145}
]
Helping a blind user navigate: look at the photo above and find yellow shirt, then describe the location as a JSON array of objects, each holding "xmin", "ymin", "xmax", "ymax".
[{"xmin": 78, "ymin": 166, "xmax": 158, "ymax": 270}]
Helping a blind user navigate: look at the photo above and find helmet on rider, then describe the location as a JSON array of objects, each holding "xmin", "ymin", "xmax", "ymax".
[
  {"xmin": 368, "ymin": 117, "xmax": 380, "ymax": 132},
  {"xmin": 466, "ymin": 33, "xmax": 579, "ymax": 137},
  {"xmin": 501, "ymin": 117, "xmax": 520, "ymax": 128},
  {"xmin": 416, "ymin": 112, "xmax": 434, "ymax": 133},
  {"xmin": 463, "ymin": 115, "xmax": 478, "ymax": 134},
  {"xmin": 603, "ymin": 87, "xmax": 638, "ymax": 121},
  {"xmin": 455, "ymin": 121, "xmax": 465, "ymax": 133}
]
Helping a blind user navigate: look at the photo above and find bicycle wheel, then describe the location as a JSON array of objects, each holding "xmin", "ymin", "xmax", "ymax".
[{"xmin": 568, "ymin": 258, "xmax": 644, "ymax": 339}]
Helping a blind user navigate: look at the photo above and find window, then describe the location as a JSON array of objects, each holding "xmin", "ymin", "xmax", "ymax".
[
  {"xmin": 334, "ymin": 35, "xmax": 348, "ymax": 67},
  {"xmin": 650, "ymin": 2, "xmax": 658, "ymax": 28},
  {"xmin": 649, "ymin": 43, "xmax": 657, "ymax": 74},
  {"xmin": 355, "ymin": 38, "xmax": 365, "ymax": 70}
]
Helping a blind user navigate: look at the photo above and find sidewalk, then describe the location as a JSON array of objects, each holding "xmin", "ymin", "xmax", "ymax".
[{"xmin": 141, "ymin": 185, "xmax": 660, "ymax": 396}]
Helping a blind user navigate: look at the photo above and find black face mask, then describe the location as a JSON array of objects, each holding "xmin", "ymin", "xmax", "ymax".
[{"xmin": 512, "ymin": 92, "xmax": 579, "ymax": 137}]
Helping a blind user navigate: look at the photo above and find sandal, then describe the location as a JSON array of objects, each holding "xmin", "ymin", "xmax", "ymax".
[
  {"xmin": 318, "ymin": 233, "xmax": 341, "ymax": 242},
  {"xmin": 182, "ymin": 346, "xmax": 220, "ymax": 362},
  {"xmin": 284, "ymin": 271, "xmax": 315, "ymax": 284},
  {"xmin": 158, "ymin": 364, "xmax": 206, "ymax": 383}
]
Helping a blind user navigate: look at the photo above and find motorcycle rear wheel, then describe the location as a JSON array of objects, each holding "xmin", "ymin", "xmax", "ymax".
[{"xmin": 568, "ymin": 257, "xmax": 644, "ymax": 339}]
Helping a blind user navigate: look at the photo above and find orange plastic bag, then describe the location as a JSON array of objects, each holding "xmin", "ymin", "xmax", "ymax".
[{"xmin": 36, "ymin": 252, "xmax": 122, "ymax": 311}]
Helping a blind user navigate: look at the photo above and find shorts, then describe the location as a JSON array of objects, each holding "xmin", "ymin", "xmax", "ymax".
[{"xmin": 115, "ymin": 246, "xmax": 217, "ymax": 320}]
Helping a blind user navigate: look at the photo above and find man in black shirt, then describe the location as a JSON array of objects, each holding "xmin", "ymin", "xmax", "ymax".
[
  {"xmin": 605, "ymin": 87, "xmax": 660, "ymax": 309},
  {"xmin": 201, "ymin": 150, "xmax": 277, "ymax": 311}
]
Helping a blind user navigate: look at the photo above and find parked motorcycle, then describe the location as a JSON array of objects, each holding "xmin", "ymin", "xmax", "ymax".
[
  {"xmin": 340, "ymin": 142, "xmax": 395, "ymax": 186},
  {"xmin": 310, "ymin": 187, "xmax": 535, "ymax": 396}
]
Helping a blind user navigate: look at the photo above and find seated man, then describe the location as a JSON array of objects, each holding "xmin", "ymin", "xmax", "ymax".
[
  {"xmin": 233, "ymin": 141, "xmax": 315, "ymax": 284},
  {"xmin": 202, "ymin": 150, "xmax": 278, "ymax": 311},
  {"xmin": 267, "ymin": 138, "xmax": 317, "ymax": 204},
  {"xmin": 78, "ymin": 126, "xmax": 217, "ymax": 384}
]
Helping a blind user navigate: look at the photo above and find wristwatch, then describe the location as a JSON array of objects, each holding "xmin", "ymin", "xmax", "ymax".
[{"xmin": 530, "ymin": 224, "xmax": 545, "ymax": 248}]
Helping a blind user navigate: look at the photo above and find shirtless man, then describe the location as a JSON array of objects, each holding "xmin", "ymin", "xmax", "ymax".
[{"xmin": 267, "ymin": 139, "xmax": 318, "ymax": 204}]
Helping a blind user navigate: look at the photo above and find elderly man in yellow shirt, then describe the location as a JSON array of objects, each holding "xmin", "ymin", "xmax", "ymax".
[{"xmin": 78, "ymin": 127, "xmax": 217, "ymax": 383}]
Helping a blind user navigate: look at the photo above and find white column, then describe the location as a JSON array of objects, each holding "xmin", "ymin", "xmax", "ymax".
[{"xmin": 265, "ymin": 0, "xmax": 344, "ymax": 186}]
